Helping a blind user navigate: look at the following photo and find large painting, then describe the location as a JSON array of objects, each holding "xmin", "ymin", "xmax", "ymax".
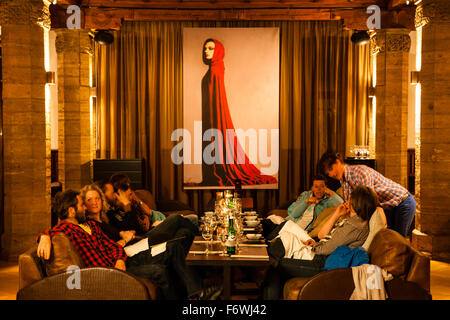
[{"xmin": 178, "ymin": 28, "xmax": 279, "ymax": 189}]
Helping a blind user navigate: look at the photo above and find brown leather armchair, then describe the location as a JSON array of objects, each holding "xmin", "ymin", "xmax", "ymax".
[
  {"xmin": 17, "ymin": 233, "xmax": 162, "ymax": 300},
  {"xmin": 283, "ymin": 229, "xmax": 432, "ymax": 300}
]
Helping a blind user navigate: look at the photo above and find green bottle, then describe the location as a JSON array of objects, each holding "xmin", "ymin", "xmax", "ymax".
[{"xmin": 226, "ymin": 214, "xmax": 236, "ymax": 255}]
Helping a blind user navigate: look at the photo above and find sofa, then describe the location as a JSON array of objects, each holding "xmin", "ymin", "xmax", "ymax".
[
  {"xmin": 134, "ymin": 189, "xmax": 197, "ymax": 218},
  {"xmin": 17, "ymin": 233, "xmax": 162, "ymax": 300},
  {"xmin": 283, "ymin": 228, "xmax": 432, "ymax": 300}
]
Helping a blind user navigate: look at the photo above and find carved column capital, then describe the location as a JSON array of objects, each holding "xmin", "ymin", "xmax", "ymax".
[
  {"xmin": 372, "ymin": 29, "xmax": 411, "ymax": 54},
  {"xmin": 55, "ymin": 30, "xmax": 93, "ymax": 55},
  {"xmin": 370, "ymin": 33, "xmax": 384, "ymax": 55},
  {"xmin": 419, "ymin": 0, "xmax": 450, "ymax": 28},
  {"xmin": 0, "ymin": 0, "xmax": 51, "ymax": 29}
]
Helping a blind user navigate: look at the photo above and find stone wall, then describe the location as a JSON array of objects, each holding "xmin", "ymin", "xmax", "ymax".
[
  {"xmin": 372, "ymin": 29, "xmax": 410, "ymax": 188},
  {"xmin": 0, "ymin": 0, "xmax": 51, "ymax": 258},
  {"xmin": 413, "ymin": 0, "xmax": 450, "ymax": 262},
  {"xmin": 55, "ymin": 29, "xmax": 93, "ymax": 191}
]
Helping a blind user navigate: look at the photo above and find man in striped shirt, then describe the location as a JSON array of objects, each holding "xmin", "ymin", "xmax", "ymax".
[{"xmin": 318, "ymin": 151, "xmax": 415, "ymax": 237}]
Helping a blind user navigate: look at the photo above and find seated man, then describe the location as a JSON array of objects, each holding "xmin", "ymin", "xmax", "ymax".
[
  {"xmin": 101, "ymin": 173, "xmax": 166, "ymax": 236},
  {"xmin": 264, "ymin": 175, "xmax": 343, "ymax": 239},
  {"xmin": 98, "ymin": 176, "xmax": 198, "ymax": 250},
  {"xmin": 36, "ymin": 189, "xmax": 202, "ymax": 299}
]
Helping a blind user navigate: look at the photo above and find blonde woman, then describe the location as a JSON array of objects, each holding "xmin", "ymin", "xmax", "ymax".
[{"xmin": 80, "ymin": 184, "xmax": 135, "ymax": 247}]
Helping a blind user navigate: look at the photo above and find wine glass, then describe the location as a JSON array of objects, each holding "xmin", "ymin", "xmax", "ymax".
[
  {"xmin": 201, "ymin": 224, "xmax": 212, "ymax": 255},
  {"xmin": 216, "ymin": 225, "xmax": 228, "ymax": 256},
  {"xmin": 234, "ymin": 215, "xmax": 244, "ymax": 253}
]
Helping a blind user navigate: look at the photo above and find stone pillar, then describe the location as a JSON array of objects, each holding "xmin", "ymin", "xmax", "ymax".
[
  {"xmin": 55, "ymin": 29, "xmax": 93, "ymax": 190},
  {"xmin": 372, "ymin": 29, "xmax": 411, "ymax": 187},
  {"xmin": 0, "ymin": 0, "xmax": 51, "ymax": 258},
  {"xmin": 413, "ymin": 0, "xmax": 450, "ymax": 262}
]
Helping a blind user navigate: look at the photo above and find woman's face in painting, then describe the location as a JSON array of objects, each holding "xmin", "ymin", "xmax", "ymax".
[{"xmin": 204, "ymin": 41, "xmax": 215, "ymax": 60}]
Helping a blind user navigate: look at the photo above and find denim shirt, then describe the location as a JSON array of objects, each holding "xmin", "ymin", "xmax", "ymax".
[{"xmin": 286, "ymin": 191, "xmax": 343, "ymax": 231}]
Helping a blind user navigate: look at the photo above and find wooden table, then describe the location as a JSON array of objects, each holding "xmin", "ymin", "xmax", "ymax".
[{"xmin": 186, "ymin": 236, "xmax": 270, "ymax": 300}]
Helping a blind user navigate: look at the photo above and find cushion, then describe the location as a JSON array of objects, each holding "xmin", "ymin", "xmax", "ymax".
[
  {"xmin": 368, "ymin": 228, "xmax": 413, "ymax": 279},
  {"xmin": 308, "ymin": 206, "xmax": 337, "ymax": 238},
  {"xmin": 45, "ymin": 233, "xmax": 85, "ymax": 276},
  {"xmin": 135, "ymin": 189, "xmax": 158, "ymax": 210},
  {"xmin": 362, "ymin": 208, "xmax": 387, "ymax": 250}
]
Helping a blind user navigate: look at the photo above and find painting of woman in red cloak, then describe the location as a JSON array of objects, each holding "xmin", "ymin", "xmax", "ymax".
[{"xmin": 200, "ymin": 38, "xmax": 278, "ymax": 187}]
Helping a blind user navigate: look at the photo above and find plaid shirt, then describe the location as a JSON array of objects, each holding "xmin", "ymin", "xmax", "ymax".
[
  {"xmin": 40, "ymin": 220, "xmax": 127, "ymax": 267},
  {"xmin": 342, "ymin": 165, "xmax": 409, "ymax": 210}
]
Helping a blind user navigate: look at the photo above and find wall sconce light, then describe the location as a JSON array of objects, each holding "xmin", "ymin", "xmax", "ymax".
[
  {"xmin": 369, "ymin": 87, "xmax": 376, "ymax": 97},
  {"xmin": 351, "ymin": 31, "xmax": 370, "ymax": 46},
  {"xmin": 94, "ymin": 30, "xmax": 114, "ymax": 45},
  {"xmin": 410, "ymin": 71, "xmax": 420, "ymax": 84},
  {"xmin": 90, "ymin": 86, "xmax": 97, "ymax": 98},
  {"xmin": 46, "ymin": 71, "xmax": 56, "ymax": 84}
]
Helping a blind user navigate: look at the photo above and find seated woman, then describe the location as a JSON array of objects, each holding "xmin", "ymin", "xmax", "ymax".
[
  {"xmin": 263, "ymin": 185, "xmax": 382, "ymax": 300},
  {"xmin": 82, "ymin": 183, "xmax": 198, "ymax": 254},
  {"xmin": 81, "ymin": 184, "xmax": 136, "ymax": 247}
]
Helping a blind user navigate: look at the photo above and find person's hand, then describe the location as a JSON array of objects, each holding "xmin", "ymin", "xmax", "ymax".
[
  {"xmin": 152, "ymin": 220, "xmax": 163, "ymax": 228},
  {"xmin": 129, "ymin": 190, "xmax": 140, "ymax": 204},
  {"xmin": 114, "ymin": 259, "xmax": 126, "ymax": 271},
  {"xmin": 324, "ymin": 187, "xmax": 335, "ymax": 197},
  {"xmin": 303, "ymin": 239, "xmax": 316, "ymax": 247},
  {"xmin": 115, "ymin": 189, "xmax": 131, "ymax": 209},
  {"xmin": 335, "ymin": 202, "xmax": 350, "ymax": 217},
  {"xmin": 119, "ymin": 230, "xmax": 135, "ymax": 244},
  {"xmin": 306, "ymin": 197, "xmax": 319, "ymax": 205},
  {"xmin": 37, "ymin": 235, "xmax": 52, "ymax": 260}
]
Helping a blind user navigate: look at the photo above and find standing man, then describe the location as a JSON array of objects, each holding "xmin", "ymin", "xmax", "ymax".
[{"xmin": 318, "ymin": 151, "xmax": 415, "ymax": 237}]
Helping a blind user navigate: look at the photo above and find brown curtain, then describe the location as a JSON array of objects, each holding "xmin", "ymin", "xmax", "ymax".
[{"xmin": 96, "ymin": 20, "xmax": 370, "ymax": 214}]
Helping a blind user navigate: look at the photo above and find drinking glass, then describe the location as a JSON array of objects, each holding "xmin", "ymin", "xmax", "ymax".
[
  {"xmin": 201, "ymin": 225, "xmax": 212, "ymax": 255},
  {"xmin": 234, "ymin": 216, "xmax": 244, "ymax": 253},
  {"xmin": 216, "ymin": 225, "xmax": 228, "ymax": 256}
]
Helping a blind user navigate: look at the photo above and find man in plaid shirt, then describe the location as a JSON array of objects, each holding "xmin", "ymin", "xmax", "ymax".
[
  {"xmin": 36, "ymin": 189, "xmax": 202, "ymax": 299},
  {"xmin": 318, "ymin": 151, "xmax": 415, "ymax": 237}
]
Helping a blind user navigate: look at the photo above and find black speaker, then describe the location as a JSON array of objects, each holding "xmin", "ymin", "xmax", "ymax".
[{"xmin": 92, "ymin": 159, "xmax": 146, "ymax": 190}]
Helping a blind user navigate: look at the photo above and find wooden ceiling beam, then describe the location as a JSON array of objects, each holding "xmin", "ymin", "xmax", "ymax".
[
  {"xmin": 388, "ymin": 0, "xmax": 410, "ymax": 9},
  {"xmin": 56, "ymin": 0, "xmax": 388, "ymax": 10},
  {"xmin": 50, "ymin": 1, "xmax": 414, "ymax": 30}
]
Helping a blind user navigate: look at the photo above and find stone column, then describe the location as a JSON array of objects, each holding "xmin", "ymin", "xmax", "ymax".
[
  {"xmin": 55, "ymin": 29, "xmax": 93, "ymax": 190},
  {"xmin": 372, "ymin": 29, "xmax": 411, "ymax": 187},
  {"xmin": 0, "ymin": 0, "xmax": 51, "ymax": 258},
  {"xmin": 413, "ymin": 0, "xmax": 450, "ymax": 262}
]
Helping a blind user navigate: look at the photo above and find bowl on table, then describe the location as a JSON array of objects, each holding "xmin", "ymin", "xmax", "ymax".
[
  {"xmin": 245, "ymin": 220, "xmax": 260, "ymax": 228},
  {"xmin": 244, "ymin": 215, "xmax": 258, "ymax": 221},
  {"xmin": 246, "ymin": 233, "xmax": 262, "ymax": 240}
]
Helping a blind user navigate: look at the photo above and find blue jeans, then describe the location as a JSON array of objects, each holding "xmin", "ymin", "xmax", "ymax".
[{"xmin": 384, "ymin": 194, "xmax": 416, "ymax": 237}]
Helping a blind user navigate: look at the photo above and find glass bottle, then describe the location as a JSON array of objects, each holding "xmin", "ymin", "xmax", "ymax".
[{"xmin": 226, "ymin": 210, "xmax": 236, "ymax": 255}]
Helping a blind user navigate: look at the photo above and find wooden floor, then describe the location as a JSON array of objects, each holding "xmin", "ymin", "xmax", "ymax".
[{"xmin": 1, "ymin": 259, "xmax": 449, "ymax": 300}]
